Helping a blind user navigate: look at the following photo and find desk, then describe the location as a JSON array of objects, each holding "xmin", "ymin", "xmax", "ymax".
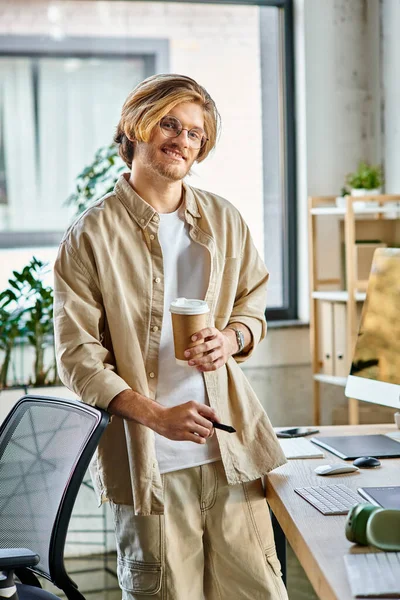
[{"xmin": 266, "ymin": 424, "xmax": 400, "ymax": 600}]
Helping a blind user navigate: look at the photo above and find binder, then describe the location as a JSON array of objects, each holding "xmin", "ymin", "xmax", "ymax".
[
  {"xmin": 333, "ymin": 302, "xmax": 363, "ymax": 377},
  {"xmin": 320, "ymin": 302, "xmax": 334, "ymax": 375},
  {"xmin": 333, "ymin": 303, "xmax": 347, "ymax": 377}
]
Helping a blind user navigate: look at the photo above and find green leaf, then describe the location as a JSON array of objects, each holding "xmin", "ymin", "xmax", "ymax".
[{"xmin": 64, "ymin": 142, "xmax": 123, "ymax": 216}]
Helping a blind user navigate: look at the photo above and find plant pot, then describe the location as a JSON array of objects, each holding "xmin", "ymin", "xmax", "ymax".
[
  {"xmin": 350, "ymin": 188, "xmax": 381, "ymax": 197},
  {"xmin": 335, "ymin": 196, "xmax": 346, "ymax": 208},
  {"xmin": 336, "ymin": 196, "xmax": 378, "ymax": 211},
  {"xmin": 349, "ymin": 188, "xmax": 381, "ymax": 211}
]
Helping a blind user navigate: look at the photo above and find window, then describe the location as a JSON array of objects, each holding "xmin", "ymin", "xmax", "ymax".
[
  {"xmin": 0, "ymin": 0, "xmax": 296, "ymax": 320},
  {"xmin": 0, "ymin": 36, "xmax": 168, "ymax": 237}
]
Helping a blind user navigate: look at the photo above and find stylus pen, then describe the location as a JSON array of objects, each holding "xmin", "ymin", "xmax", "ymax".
[{"xmin": 211, "ymin": 421, "xmax": 236, "ymax": 433}]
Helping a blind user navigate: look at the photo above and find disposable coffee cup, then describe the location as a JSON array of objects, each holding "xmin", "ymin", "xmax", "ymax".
[{"xmin": 170, "ymin": 298, "xmax": 210, "ymax": 366}]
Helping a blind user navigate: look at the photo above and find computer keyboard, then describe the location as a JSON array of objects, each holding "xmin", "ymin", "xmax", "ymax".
[
  {"xmin": 279, "ymin": 437, "xmax": 325, "ymax": 459},
  {"xmin": 294, "ymin": 484, "xmax": 364, "ymax": 515},
  {"xmin": 344, "ymin": 552, "xmax": 400, "ymax": 598}
]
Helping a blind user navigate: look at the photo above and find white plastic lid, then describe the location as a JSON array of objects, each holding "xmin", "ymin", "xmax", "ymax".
[{"xmin": 169, "ymin": 298, "xmax": 209, "ymax": 315}]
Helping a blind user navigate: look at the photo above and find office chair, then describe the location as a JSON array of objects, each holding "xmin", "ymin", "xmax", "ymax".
[{"xmin": 0, "ymin": 395, "xmax": 109, "ymax": 600}]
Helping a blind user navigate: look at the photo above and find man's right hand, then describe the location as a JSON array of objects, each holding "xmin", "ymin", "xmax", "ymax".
[
  {"xmin": 108, "ymin": 390, "xmax": 220, "ymax": 445},
  {"xmin": 154, "ymin": 401, "xmax": 219, "ymax": 444}
]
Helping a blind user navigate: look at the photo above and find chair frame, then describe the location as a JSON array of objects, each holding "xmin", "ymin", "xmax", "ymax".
[{"xmin": 0, "ymin": 395, "xmax": 109, "ymax": 600}]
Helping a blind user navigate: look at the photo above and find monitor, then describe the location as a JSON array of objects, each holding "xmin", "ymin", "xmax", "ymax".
[{"xmin": 345, "ymin": 247, "xmax": 400, "ymax": 410}]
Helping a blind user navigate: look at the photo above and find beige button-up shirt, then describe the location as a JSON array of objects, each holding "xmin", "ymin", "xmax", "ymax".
[{"xmin": 54, "ymin": 174, "xmax": 286, "ymax": 515}]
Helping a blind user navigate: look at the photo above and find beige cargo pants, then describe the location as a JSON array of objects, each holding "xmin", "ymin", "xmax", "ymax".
[{"xmin": 110, "ymin": 461, "xmax": 288, "ymax": 600}]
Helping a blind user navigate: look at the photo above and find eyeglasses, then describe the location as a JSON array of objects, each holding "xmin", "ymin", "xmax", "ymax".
[{"xmin": 159, "ymin": 116, "xmax": 208, "ymax": 149}]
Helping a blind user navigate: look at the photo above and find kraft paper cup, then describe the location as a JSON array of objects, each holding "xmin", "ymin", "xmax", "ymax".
[{"xmin": 170, "ymin": 298, "xmax": 209, "ymax": 366}]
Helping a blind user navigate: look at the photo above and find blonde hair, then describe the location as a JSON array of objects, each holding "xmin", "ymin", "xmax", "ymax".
[{"xmin": 114, "ymin": 73, "xmax": 220, "ymax": 168}]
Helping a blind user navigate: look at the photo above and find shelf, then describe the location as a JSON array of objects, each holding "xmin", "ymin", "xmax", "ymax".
[
  {"xmin": 309, "ymin": 193, "xmax": 400, "ymax": 425},
  {"xmin": 313, "ymin": 373, "xmax": 348, "ymax": 387},
  {"xmin": 310, "ymin": 206, "xmax": 400, "ymax": 216},
  {"xmin": 312, "ymin": 290, "xmax": 366, "ymax": 302},
  {"xmin": 311, "ymin": 207, "xmax": 346, "ymax": 215}
]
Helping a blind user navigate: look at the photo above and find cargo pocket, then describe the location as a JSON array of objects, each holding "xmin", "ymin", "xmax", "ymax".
[
  {"xmin": 117, "ymin": 558, "xmax": 162, "ymax": 595},
  {"xmin": 243, "ymin": 479, "xmax": 283, "ymax": 578},
  {"xmin": 110, "ymin": 503, "xmax": 164, "ymax": 595}
]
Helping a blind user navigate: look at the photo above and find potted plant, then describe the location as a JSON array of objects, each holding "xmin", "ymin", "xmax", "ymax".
[
  {"xmin": 346, "ymin": 161, "xmax": 383, "ymax": 197},
  {"xmin": 66, "ymin": 143, "xmax": 125, "ymax": 216},
  {"xmin": 0, "ymin": 257, "xmax": 58, "ymax": 389},
  {"xmin": 335, "ymin": 187, "xmax": 350, "ymax": 208}
]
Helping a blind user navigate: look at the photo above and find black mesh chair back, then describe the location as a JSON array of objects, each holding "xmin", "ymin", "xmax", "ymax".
[{"xmin": 0, "ymin": 395, "xmax": 109, "ymax": 598}]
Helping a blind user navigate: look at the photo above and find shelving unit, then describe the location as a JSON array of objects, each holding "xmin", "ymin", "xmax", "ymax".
[{"xmin": 309, "ymin": 194, "xmax": 400, "ymax": 425}]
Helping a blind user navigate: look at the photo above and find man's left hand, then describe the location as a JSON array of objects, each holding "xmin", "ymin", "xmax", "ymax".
[{"xmin": 184, "ymin": 327, "xmax": 238, "ymax": 372}]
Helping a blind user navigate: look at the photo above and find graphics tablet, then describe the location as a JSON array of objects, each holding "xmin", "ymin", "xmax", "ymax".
[{"xmin": 310, "ymin": 434, "xmax": 400, "ymax": 460}]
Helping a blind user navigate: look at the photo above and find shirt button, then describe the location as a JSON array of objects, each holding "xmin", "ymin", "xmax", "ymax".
[
  {"xmin": 149, "ymin": 372, "xmax": 155, "ymax": 378},
  {"xmin": 140, "ymin": 218, "xmax": 145, "ymax": 224},
  {"xmin": 154, "ymin": 277, "xmax": 161, "ymax": 283},
  {"xmin": 149, "ymin": 234, "xmax": 155, "ymax": 240},
  {"xmin": 152, "ymin": 325, "xmax": 159, "ymax": 332},
  {"xmin": 152, "ymin": 214, "xmax": 159, "ymax": 223}
]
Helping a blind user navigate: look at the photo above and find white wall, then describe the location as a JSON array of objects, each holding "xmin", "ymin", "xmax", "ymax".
[
  {"xmin": 304, "ymin": 0, "xmax": 380, "ymax": 196},
  {"xmin": 292, "ymin": 0, "xmax": 382, "ymax": 328}
]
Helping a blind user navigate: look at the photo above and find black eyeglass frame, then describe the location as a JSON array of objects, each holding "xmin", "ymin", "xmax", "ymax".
[{"xmin": 159, "ymin": 115, "xmax": 209, "ymax": 149}]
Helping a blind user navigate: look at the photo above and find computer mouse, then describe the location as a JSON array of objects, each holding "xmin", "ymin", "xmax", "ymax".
[
  {"xmin": 314, "ymin": 464, "xmax": 359, "ymax": 476},
  {"xmin": 353, "ymin": 456, "xmax": 381, "ymax": 468}
]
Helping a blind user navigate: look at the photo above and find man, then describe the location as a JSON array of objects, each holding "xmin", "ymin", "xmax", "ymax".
[{"xmin": 54, "ymin": 73, "xmax": 287, "ymax": 600}]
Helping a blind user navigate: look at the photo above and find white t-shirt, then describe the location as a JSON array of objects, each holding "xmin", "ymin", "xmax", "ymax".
[{"xmin": 154, "ymin": 205, "xmax": 221, "ymax": 474}]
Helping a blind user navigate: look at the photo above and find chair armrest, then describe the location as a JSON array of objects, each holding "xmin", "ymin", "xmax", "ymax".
[{"xmin": 0, "ymin": 548, "xmax": 40, "ymax": 570}]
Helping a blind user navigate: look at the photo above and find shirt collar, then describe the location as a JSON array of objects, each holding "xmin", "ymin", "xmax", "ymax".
[
  {"xmin": 182, "ymin": 182, "xmax": 201, "ymax": 219},
  {"xmin": 115, "ymin": 174, "xmax": 157, "ymax": 229},
  {"xmin": 114, "ymin": 174, "xmax": 201, "ymax": 229}
]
